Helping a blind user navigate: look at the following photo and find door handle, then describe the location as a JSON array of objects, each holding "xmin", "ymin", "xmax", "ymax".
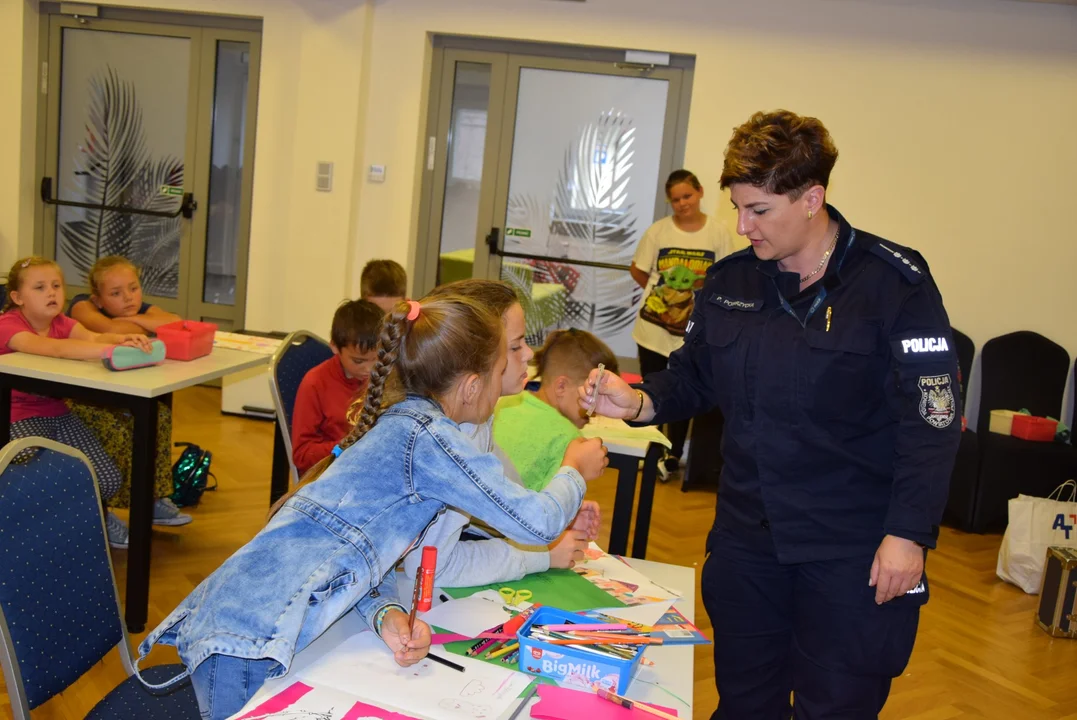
[
  {"xmin": 41, "ymin": 177, "xmax": 197, "ymax": 220},
  {"xmin": 485, "ymin": 227, "xmax": 501, "ymax": 255}
]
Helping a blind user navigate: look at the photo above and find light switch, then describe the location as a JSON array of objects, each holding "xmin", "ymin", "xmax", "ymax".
[
  {"xmin": 316, "ymin": 162, "xmax": 333, "ymax": 192},
  {"xmin": 368, "ymin": 165, "xmax": 386, "ymax": 183}
]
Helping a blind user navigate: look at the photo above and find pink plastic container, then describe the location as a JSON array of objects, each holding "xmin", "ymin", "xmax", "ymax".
[{"xmin": 156, "ymin": 320, "xmax": 217, "ymax": 361}]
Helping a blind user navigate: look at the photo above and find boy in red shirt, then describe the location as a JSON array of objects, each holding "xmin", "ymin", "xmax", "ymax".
[{"xmin": 291, "ymin": 299, "xmax": 382, "ymax": 476}]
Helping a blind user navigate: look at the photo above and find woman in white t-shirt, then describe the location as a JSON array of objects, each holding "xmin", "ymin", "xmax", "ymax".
[{"xmin": 630, "ymin": 170, "xmax": 735, "ymax": 476}]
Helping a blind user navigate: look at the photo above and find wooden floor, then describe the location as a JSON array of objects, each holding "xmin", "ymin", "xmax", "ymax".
[{"xmin": 2, "ymin": 387, "xmax": 1075, "ymax": 719}]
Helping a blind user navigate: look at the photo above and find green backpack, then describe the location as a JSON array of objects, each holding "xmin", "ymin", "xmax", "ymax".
[{"xmin": 170, "ymin": 442, "xmax": 217, "ymax": 507}]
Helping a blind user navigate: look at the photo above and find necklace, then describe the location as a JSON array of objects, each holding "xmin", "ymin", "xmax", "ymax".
[{"xmin": 799, "ymin": 226, "xmax": 840, "ymax": 284}]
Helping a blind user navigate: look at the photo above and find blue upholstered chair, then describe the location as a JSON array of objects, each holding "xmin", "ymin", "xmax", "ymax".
[
  {"xmin": 0, "ymin": 437, "xmax": 198, "ymax": 718},
  {"xmin": 269, "ymin": 330, "xmax": 334, "ymax": 485}
]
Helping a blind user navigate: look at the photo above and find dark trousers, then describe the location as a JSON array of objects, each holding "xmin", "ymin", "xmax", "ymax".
[
  {"xmin": 638, "ymin": 344, "xmax": 689, "ymax": 459},
  {"xmin": 702, "ymin": 526, "xmax": 925, "ymax": 720}
]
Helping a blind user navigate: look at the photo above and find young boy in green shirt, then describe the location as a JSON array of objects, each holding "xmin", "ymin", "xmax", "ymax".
[{"xmin": 494, "ymin": 329, "xmax": 619, "ymax": 492}]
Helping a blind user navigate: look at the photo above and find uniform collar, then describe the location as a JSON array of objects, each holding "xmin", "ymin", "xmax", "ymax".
[{"xmin": 754, "ymin": 204, "xmax": 860, "ymax": 292}]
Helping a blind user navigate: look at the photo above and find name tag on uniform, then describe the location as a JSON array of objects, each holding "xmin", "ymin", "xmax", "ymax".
[{"xmin": 709, "ymin": 294, "xmax": 762, "ymax": 312}]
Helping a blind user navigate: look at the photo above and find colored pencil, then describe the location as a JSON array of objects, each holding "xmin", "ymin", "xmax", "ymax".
[
  {"xmin": 426, "ymin": 652, "xmax": 464, "ymax": 672},
  {"xmin": 487, "ymin": 641, "xmax": 519, "ymax": 659},
  {"xmin": 546, "ymin": 637, "xmax": 659, "ymax": 646},
  {"xmin": 596, "ymin": 689, "xmax": 679, "ymax": 720},
  {"xmin": 541, "ymin": 623, "xmax": 629, "ymax": 632},
  {"xmin": 507, "ymin": 685, "xmax": 538, "ymax": 720}
]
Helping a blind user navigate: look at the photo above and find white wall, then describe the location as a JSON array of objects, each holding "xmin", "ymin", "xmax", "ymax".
[
  {"xmin": 2, "ymin": 0, "xmax": 1075, "ymax": 421},
  {"xmin": 350, "ymin": 0, "xmax": 1077, "ymax": 424},
  {"xmin": 0, "ymin": 0, "xmax": 373, "ymax": 340},
  {"xmin": 0, "ymin": 0, "xmax": 40, "ymax": 269}
]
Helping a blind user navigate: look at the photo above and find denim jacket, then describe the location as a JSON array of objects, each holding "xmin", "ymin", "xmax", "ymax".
[{"xmin": 137, "ymin": 396, "xmax": 586, "ymax": 683}]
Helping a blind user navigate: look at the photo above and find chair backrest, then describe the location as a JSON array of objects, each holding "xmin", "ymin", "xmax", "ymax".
[
  {"xmin": 269, "ymin": 330, "xmax": 334, "ymax": 484},
  {"xmin": 977, "ymin": 331, "xmax": 1070, "ymax": 432},
  {"xmin": 951, "ymin": 327, "xmax": 975, "ymax": 400},
  {"xmin": 0, "ymin": 438, "xmax": 135, "ymax": 718}
]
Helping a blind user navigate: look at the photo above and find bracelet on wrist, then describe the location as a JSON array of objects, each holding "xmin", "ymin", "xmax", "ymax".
[
  {"xmin": 630, "ymin": 389, "xmax": 645, "ymax": 421},
  {"xmin": 373, "ymin": 604, "xmax": 403, "ymax": 636}
]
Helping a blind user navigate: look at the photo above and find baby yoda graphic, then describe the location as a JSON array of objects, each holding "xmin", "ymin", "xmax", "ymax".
[{"xmin": 640, "ymin": 261, "xmax": 707, "ymax": 335}]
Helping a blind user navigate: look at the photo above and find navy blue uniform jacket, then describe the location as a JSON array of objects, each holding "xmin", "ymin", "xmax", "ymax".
[{"xmin": 641, "ymin": 206, "xmax": 961, "ymax": 564}]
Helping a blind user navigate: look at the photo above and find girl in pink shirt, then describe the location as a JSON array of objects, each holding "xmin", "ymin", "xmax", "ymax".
[{"xmin": 0, "ymin": 256, "xmax": 152, "ymax": 549}]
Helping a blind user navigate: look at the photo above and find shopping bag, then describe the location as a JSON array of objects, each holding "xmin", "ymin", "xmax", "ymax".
[{"xmin": 997, "ymin": 480, "xmax": 1077, "ymax": 594}]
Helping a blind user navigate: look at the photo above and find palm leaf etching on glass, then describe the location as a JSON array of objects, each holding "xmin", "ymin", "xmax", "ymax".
[
  {"xmin": 58, "ymin": 66, "xmax": 183, "ymax": 297},
  {"xmin": 504, "ymin": 111, "xmax": 642, "ymax": 347}
]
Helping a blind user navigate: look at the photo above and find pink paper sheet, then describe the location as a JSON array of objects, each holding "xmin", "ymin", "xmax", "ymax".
[
  {"xmin": 340, "ymin": 700, "xmax": 420, "ymax": 720},
  {"xmin": 531, "ymin": 685, "xmax": 679, "ymax": 719},
  {"xmin": 234, "ymin": 680, "xmax": 421, "ymax": 720}
]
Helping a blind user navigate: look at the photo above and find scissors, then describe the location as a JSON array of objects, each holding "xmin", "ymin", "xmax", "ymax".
[{"xmin": 498, "ymin": 587, "xmax": 533, "ymax": 607}]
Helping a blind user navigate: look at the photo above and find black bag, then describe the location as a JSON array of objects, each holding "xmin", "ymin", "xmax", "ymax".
[{"xmin": 170, "ymin": 442, "xmax": 217, "ymax": 507}]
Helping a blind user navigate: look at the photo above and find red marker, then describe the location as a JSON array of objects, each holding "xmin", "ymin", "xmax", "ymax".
[{"xmin": 418, "ymin": 546, "xmax": 438, "ymax": 612}]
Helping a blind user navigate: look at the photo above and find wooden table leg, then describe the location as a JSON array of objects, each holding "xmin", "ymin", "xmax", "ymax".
[
  {"xmin": 126, "ymin": 395, "xmax": 159, "ymax": 633},
  {"xmin": 632, "ymin": 443, "xmax": 664, "ymax": 559},
  {"xmin": 607, "ymin": 452, "xmax": 639, "ymax": 557}
]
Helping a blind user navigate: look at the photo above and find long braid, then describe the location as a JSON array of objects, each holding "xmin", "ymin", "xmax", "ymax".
[{"xmin": 346, "ymin": 307, "xmax": 408, "ymax": 448}]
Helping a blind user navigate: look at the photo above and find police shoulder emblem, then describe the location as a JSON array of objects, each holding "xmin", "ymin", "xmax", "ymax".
[{"xmin": 918, "ymin": 374, "xmax": 955, "ymax": 428}]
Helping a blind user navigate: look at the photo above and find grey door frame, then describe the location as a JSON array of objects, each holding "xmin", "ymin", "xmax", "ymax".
[
  {"xmin": 186, "ymin": 27, "xmax": 261, "ymax": 329},
  {"xmin": 34, "ymin": 10, "xmax": 260, "ymax": 330}
]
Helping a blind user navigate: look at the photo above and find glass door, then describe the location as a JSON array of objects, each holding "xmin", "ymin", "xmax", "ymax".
[
  {"xmin": 491, "ymin": 59, "xmax": 683, "ymax": 358},
  {"xmin": 38, "ymin": 14, "xmax": 260, "ymax": 330},
  {"xmin": 417, "ymin": 45, "xmax": 686, "ymax": 368}
]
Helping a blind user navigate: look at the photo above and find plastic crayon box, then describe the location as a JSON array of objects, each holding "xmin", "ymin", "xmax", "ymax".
[{"xmin": 516, "ymin": 607, "xmax": 645, "ymax": 694}]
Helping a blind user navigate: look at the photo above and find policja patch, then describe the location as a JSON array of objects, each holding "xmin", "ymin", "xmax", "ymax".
[{"xmin": 918, "ymin": 374, "xmax": 956, "ymax": 428}]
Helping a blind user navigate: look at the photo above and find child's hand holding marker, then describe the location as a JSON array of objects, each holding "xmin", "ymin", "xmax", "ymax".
[{"xmin": 380, "ymin": 609, "xmax": 432, "ymax": 668}]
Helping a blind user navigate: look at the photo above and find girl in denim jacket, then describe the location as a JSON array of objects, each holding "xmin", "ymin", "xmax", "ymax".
[{"xmin": 138, "ymin": 293, "xmax": 609, "ymax": 719}]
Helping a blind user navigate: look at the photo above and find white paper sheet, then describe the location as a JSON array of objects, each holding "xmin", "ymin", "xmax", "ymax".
[
  {"xmin": 298, "ymin": 630, "xmax": 532, "ymax": 720},
  {"xmin": 592, "ymin": 601, "xmax": 675, "ymax": 628},
  {"xmin": 572, "ymin": 544, "xmax": 682, "ymax": 606},
  {"xmin": 228, "ymin": 680, "xmax": 419, "ymax": 719},
  {"xmin": 415, "ymin": 592, "xmax": 513, "ymax": 637}
]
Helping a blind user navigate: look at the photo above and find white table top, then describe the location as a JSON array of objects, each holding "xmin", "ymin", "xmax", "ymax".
[
  {"xmin": 0, "ymin": 347, "xmax": 268, "ymax": 398},
  {"xmin": 237, "ymin": 558, "xmax": 696, "ymax": 719},
  {"xmin": 581, "ymin": 416, "xmax": 669, "ymax": 459}
]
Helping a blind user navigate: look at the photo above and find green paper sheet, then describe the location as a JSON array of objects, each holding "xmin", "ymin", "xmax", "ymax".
[
  {"xmin": 439, "ymin": 569, "xmax": 626, "ymax": 668},
  {"xmin": 444, "ymin": 568, "xmax": 627, "ymax": 612}
]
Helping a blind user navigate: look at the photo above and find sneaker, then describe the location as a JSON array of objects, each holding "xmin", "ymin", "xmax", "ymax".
[
  {"xmin": 153, "ymin": 498, "xmax": 194, "ymax": 527},
  {"xmin": 106, "ymin": 512, "xmax": 129, "ymax": 550},
  {"xmin": 657, "ymin": 455, "xmax": 681, "ymax": 483}
]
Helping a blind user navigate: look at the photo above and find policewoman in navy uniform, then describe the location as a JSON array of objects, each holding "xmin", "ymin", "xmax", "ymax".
[{"xmin": 582, "ymin": 110, "xmax": 961, "ymax": 719}]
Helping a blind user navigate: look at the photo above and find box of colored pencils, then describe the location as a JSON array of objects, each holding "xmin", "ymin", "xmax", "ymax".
[{"xmin": 516, "ymin": 607, "xmax": 653, "ymax": 693}]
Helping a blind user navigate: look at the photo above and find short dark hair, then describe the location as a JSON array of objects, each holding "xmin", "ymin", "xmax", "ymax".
[
  {"xmin": 331, "ymin": 298, "xmax": 383, "ymax": 351},
  {"xmin": 665, "ymin": 170, "xmax": 702, "ymax": 197},
  {"xmin": 533, "ymin": 328, "xmax": 619, "ymax": 384},
  {"xmin": 360, "ymin": 259, "xmax": 407, "ymax": 299},
  {"xmin": 719, "ymin": 110, "xmax": 839, "ymax": 198}
]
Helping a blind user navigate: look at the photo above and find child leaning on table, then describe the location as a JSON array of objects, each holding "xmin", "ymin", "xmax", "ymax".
[
  {"xmin": 402, "ymin": 281, "xmax": 609, "ymax": 589},
  {"xmin": 136, "ymin": 293, "xmax": 609, "ymax": 720},
  {"xmin": 0, "ymin": 256, "xmax": 154, "ymax": 549},
  {"xmin": 67, "ymin": 255, "xmax": 191, "ymax": 528}
]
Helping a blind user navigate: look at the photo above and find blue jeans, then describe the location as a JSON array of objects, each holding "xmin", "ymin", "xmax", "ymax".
[{"xmin": 190, "ymin": 654, "xmax": 277, "ymax": 720}]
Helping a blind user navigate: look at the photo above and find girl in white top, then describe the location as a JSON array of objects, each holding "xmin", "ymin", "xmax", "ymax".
[{"xmin": 630, "ymin": 170, "xmax": 735, "ymax": 474}]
